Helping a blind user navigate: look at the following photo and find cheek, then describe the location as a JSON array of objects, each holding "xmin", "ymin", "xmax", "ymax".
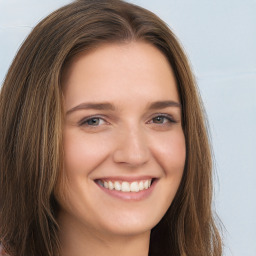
[
  {"xmin": 143, "ymin": 130, "xmax": 186, "ymax": 221},
  {"xmin": 56, "ymin": 129, "xmax": 112, "ymax": 216},
  {"xmin": 63, "ymin": 129, "xmax": 110, "ymax": 176},
  {"xmin": 151, "ymin": 129, "xmax": 186, "ymax": 175}
]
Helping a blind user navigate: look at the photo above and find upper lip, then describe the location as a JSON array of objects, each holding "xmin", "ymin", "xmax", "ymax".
[{"xmin": 94, "ymin": 176, "xmax": 157, "ymax": 182}]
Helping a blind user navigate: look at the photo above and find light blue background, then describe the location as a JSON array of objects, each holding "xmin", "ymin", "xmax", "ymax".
[{"xmin": 0, "ymin": 1, "xmax": 255, "ymax": 255}]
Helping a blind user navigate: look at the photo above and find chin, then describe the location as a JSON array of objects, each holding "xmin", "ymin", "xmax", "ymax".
[{"xmin": 92, "ymin": 206, "xmax": 166, "ymax": 237}]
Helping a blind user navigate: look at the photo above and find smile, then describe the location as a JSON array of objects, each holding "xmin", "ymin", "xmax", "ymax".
[{"xmin": 96, "ymin": 179, "xmax": 153, "ymax": 192}]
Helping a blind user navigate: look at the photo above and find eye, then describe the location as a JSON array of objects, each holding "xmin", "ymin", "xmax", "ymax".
[
  {"xmin": 79, "ymin": 116, "xmax": 106, "ymax": 127},
  {"xmin": 150, "ymin": 114, "xmax": 176, "ymax": 124},
  {"xmin": 152, "ymin": 116, "xmax": 168, "ymax": 124}
]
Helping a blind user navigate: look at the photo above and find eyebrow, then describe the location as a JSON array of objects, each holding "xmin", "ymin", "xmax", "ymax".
[
  {"xmin": 66, "ymin": 100, "xmax": 181, "ymax": 115},
  {"xmin": 148, "ymin": 100, "xmax": 181, "ymax": 110},
  {"xmin": 66, "ymin": 102, "xmax": 115, "ymax": 115}
]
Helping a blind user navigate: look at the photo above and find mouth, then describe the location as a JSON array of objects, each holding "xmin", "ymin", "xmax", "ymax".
[{"xmin": 94, "ymin": 178, "xmax": 157, "ymax": 193}]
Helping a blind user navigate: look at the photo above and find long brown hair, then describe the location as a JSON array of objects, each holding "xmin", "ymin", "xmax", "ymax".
[{"xmin": 0, "ymin": 0, "xmax": 222, "ymax": 255}]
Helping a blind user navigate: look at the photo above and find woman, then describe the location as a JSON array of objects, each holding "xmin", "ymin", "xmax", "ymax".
[{"xmin": 0, "ymin": 0, "xmax": 222, "ymax": 255}]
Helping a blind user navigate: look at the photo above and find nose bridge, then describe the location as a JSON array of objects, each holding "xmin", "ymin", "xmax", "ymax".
[{"xmin": 113, "ymin": 122, "xmax": 149, "ymax": 166}]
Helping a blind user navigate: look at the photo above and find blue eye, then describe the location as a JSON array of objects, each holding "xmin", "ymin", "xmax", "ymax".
[
  {"xmin": 86, "ymin": 118, "xmax": 100, "ymax": 126},
  {"xmin": 80, "ymin": 117, "xmax": 105, "ymax": 127}
]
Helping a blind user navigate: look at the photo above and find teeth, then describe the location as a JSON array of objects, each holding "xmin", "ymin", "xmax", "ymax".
[
  {"xmin": 144, "ymin": 180, "xmax": 149, "ymax": 189},
  {"xmin": 114, "ymin": 181, "xmax": 121, "ymax": 191},
  {"xmin": 130, "ymin": 181, "xmax": 140, "ymax": 192},
  {"xmin": 139, "ymin": 181, "xmax": 144, "ymax": 190},
  {"xmin": 108, "ymin": 181, "xmax": 114, "ymax": 190},
  {"xmin": 104, "ymin": 181, "xmax": 109, "ymax": 189},
  {"xmin": 121, "ymin": 182, "xmax": 130, "ymax": 192},
  {"xmin": 99, "ymin": 179, "xmax": 153, "ymax": 192}
]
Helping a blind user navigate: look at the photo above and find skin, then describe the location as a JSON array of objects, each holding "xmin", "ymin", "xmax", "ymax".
[{"xmin": 56, "ymin": 41, "xmax": 186, "ymax": 256}]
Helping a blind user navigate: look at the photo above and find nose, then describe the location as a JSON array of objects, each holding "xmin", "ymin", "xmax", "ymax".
[{"xmin": 112, "ymin": 125, "xmax": 150, "ymax": 167}]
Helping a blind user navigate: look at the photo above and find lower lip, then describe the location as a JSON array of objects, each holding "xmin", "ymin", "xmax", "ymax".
[{"xmin": 95, "ymin": 180, "xmax": 158, "ymax": 201}]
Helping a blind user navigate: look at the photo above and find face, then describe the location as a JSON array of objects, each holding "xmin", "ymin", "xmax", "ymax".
[{"xmin": 56, "ymin": 41, "xmax": 186, "ymax": 239}]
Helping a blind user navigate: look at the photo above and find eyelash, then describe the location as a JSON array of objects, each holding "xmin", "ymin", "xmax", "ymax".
[{"xmin": 78, "ymin": 113, "xmax": 177, "ymax": 127}]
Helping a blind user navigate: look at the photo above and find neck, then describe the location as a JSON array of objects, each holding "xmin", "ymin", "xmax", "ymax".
[{"xmin": 58, "ymin": 213, "xmax": 150, "ymax": 256}]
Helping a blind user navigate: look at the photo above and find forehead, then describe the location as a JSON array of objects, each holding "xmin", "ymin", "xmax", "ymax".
[{"xmin": 62, "ymin": 41, "xmax": 179, "ymax": 109}]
